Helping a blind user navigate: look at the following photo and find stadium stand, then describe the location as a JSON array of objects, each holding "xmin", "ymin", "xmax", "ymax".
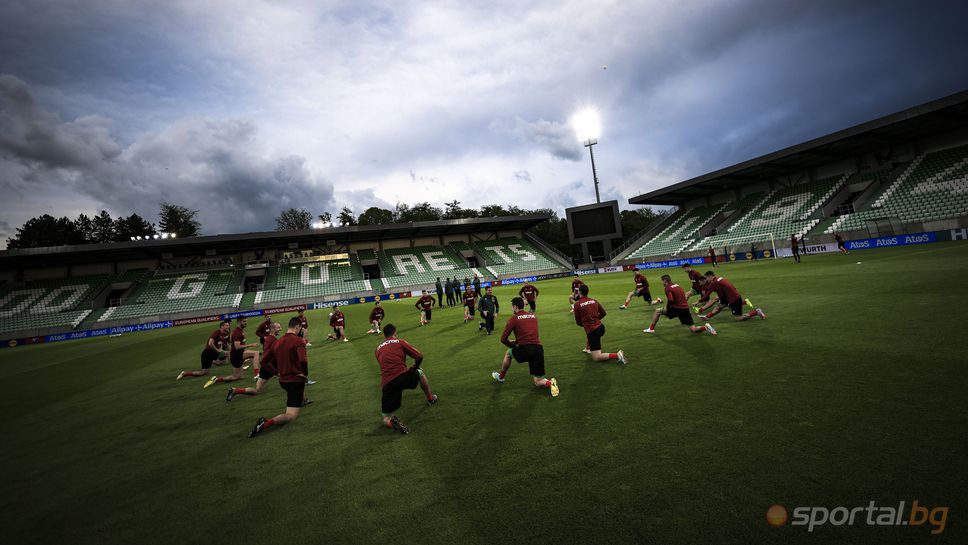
[
  {"xmin": 470, "ymin": 238, "xmax": 562, "ymax": 277},
  {"xmin": 689, "ymin": 174, "xmax": 848, "ymax": 250},
  {"xmin": 0, "ymin": 275, "xmax": 111, "ymax": 334},
  {"xmin": 255, "ymin": 261, "xmax": 368, "ymax": 304},
  {"xmin": 625, "ymin": 203, "xmax": 727, "ymax": 259},
  {"xmin": 98, "ymin": 270, "xmax": 241, "ymax": 321},
  {"xmin": 376, "ymin": 246, "xmax": 485, "ymax": 289},
  {"xmin": 826, "ymin": 144, "xmax": 968, "ymax": 234}
]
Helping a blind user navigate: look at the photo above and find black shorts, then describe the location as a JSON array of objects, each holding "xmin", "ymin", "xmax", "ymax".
[
  {"xmin": 526, "ymin": 299, "xmax": 536, "ymax": 311},
  {"xmin": 258, "ymin": 335, "xmax": 266, "ymax": 347},
  {"xmin": 422, "ymin": 309, "xmax": 432, "ymax": 321},
  {"xmin": 511, "ymin": 344, "xmax": 546, "ymax": 377},
  {"xmin": 465, "ymin": 303, "xmax": 475, "ymax": 314},
  {"xmin": 689, "ymin": 287, "xmax": 701, "ymax": 297},
  {"xmin": 381, "ymin": 367, "xmax": 421, "ymax": 414},
  {"xmin": 332, "ymin": 327, "xmax": 343, "ymax": 339},
  {"xmin": 280, "ymin": 381, "xmax": 305, "ymax": 408},
  {"xmin": 636, "ymin": 288, "xmax": 652, "ymax": 300},
  {"xmin": 586, "ymin": 324, "xmax": 606, "ymax": 352},
  {"xmin": 665, "ymin": 307, "xmax": 695, "ymax": 326},
  {"xmin": 298, "ymin": 329, "xmax": 305, "ymax": 338},
  {"xmin": 727, "ymin": 298, "xmax": 744, "ymax": 316},
  {"xmin": 258, "ymin": 367, "xmax": 276, "ymax": 381},
  {"xmin": 201, "ymin": 350, "xmax": 218, "ymax": 370},
  {"xmin": 230, "ymin": 350, "xmax": 244, "ymax": 369}
]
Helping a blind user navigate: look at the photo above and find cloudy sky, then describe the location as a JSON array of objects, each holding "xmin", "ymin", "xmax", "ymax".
[{"xmin": 1, "ymin": 0, "xmax": 967, "ymax": 245}]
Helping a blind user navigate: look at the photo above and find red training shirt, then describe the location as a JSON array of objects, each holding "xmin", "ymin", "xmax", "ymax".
[
  {"xmin": 664, "ymin": 283, "xmax": 690, "ymax": 310},
  {"xmin": 463, "ymin": 291, "xmax": 476, "ymax": 306},
  {"xmin": 273, "ymin": 333, "xmax": 308, "ymax": 383},
  {"xmin": 375, "ymin": 336, "xmax": 422, "ymax": 388},
  {"xmin": 203, "ymin": 329, "xmax": 224, "ymax": 355},
  {"xmin": 415, "ymin": 295, "xmax": 435, "ymax": 311},
  {"xmin": 369, "ymin": 307, "xmax": 385, "ymax": 322},
  {"xmin": 231, "ymin": 326, "xmax": 245, "ymax": 354},
  {"xmin": 329, "ymin": 311, "xmax": 345, "ymax": 328},
  {"xmin": 573, "ymin": 296, "xmax": 607, "ymax": 333},
  {"xmin": 634, "ymin": 273, "xmax": 648, "ymax": 291},
  {"xmin": 518, "ymin": 284, "xmax": 539, "ymax": 301},
  {"xmin": 711, "ymin": 277, "xmax": 742, "ymax": 305},
  {"xmin": 500, "ymin": 311, "xmax": 542, "ymax": 348}
]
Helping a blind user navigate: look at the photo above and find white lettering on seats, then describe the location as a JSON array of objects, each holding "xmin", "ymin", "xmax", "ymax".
[
  {"xmin": 168, "ymin": 273, "xmax": 208, "ymax": 299},
  {"xmin": 392, "ymin": 254, "xmax": 426, "ymax": 274},
  {"xmin": 508, "ymin": 244, "xmax": 537, "ymax": 261},
  {"xmin": 31, "ymin": 285, "xmax": 89, "ymax": 314},
  {"xmin": 485, "ymin": 246, "xmax": 513, "ymax": 263},
  {"xmin": 300, "ymin": 264, "xmax": 330, "ymax": 285},
  {"xmin": 661, "ymin": 216, "xmax": 700, "ymax": 243},
  {"xmin": 423, "ymin": 251, "xmax": 455, "ymax": 271},
  {"xmin": 749, "ymin": 194, "xmax": 811, "ymax": 229},
  {"xmin": 0, "ymin": 288, "xmax": 45, "ymax": 317}
]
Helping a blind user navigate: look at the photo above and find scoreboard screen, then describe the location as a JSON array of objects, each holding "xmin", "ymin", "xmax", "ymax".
[{"xmin": 566, "ymin": 200, "xmax": 623, "ymax": 244}]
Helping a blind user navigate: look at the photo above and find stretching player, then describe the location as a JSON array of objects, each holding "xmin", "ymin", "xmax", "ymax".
[
  {"xmin": 375, "ymin": 324, "xmax": 438, "ymax": 435},
  {"xmin": 700, "ymin": 272, "xmax": 766, "ymax": 322},
  {"xmin": 367, "ymin": 301, "xmax": 385, "ymax": 334},
  {"xmin": 246, "ymin": 317, "xmax": 311, "ymax": 438},
  {"xmin": 644, "ymin": 276, "xmax": 716, "ymax": 335},
  {"xmin": 619, "ymin": 269, "xmax": 662, "ymax": 309},
  {"xmin": 573, "ymin": 284, "xmax": 626, "ymax": 364},
  {"xmin": 708, "ymin": 247, "xmax": 717, "ymax": 267},
  {"xmin": 177, "ymin": 320, "xmax": 231, "ymax": 380},
  {"xmin": 492, "ymin": 297, "xmax": 558, "ymax": 396},
  {"xmin": 790, "ymin": 234, "xmax": 801, "ymax": 263},
  {"xmin": 568, "ymin": 274, "xmax": 585, "ymax": 311},
  {"xmin": 682, "ymin": 263, "xmax": 704, "ymax": 301},
  {"xmin": 462, "ymin": 286, "xmax": 476, "ymax": 323},
  {"xmin": 255, "ymin": 314, "xmax": 272, "ymax": 346},
  {"xmin": 518, "ymin": 282, "xmax": 539, "ymax": 311},
  {"xmin": 296, "ymin": 308, "xmax": 311, "ymax": 347},
  {"xmin": 415, "ymin": 290, "xmax": 436, "ymax": 326},
  {"xmin": 326, "ymin": 305, "xmax": 348, "ymax": 342},
  {"xmin": 835, "ymin": 232, "xmax": 849, "ymax": 254},
  {"xmin": 204, "ymin": 317, "xmax": 260, "ymax": 388}
]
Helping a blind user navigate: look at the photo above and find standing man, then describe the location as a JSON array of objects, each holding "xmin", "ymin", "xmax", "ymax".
[
  {"xmin": 568, "ymin": 274, "xmax": 585, "ymax": 311},
  {"xmin": 444, "ymin": 278, "xmax": 454, "ymax": 307},
  {"xmin": 699, "ymin": 272, "xmax": 767, "ymax": 322},
  {"xmin": 452, "ymin": 278, "xmax": 462, "ymax": 307},
  {"xmin": 644, "ymin": 276, "xmax": 716, "ymax": 335},
  {"xmin": 204, "ymin": 317, "xmax": 260, "ymax": 388},
  {"xmin": 478, "ymin": 286, "xmax": 500, "ymax": 335},
  {"xmin": 749, "ymin": 243, "xmax": 757, "ymax": 261},
  {"xmin": 708, "ymin": 246, "xmax": 717, "ymax": 267},
  {"xmin": 327, "ymin": 305, "xmax": 348, "ymax": 342},
  {"xmin": 518, "ymin": 282, "xmax": 539, "ymax": 312},
  {"xmin": 374, "ymin": 324, "xmax": 438, "ymax": 435},
  {"xmin": 246, "ymin": 317, "xmax": 310, "ymax": 438},
  {"xmin": 492, "ymin": 297, "xmax": 558, "ymax": 396},
  {"xmin": 790, "ymin": 234, "xmax": 801, "ymax": 263},
  {"xmin": 435, "ymin": 277, "xmax": 445, "ymax": 308},
  {"xmin": 177, "ymin": 320, "xmax": 231, "ymax": 380},
  {"xmin": 415, "ymin": 290, "xmax": 436, "ymax": 326},
  {"xmin": 573, "ymin": 284, "xmax": 626, "ymax": 364},
  {"xmin": 296, "ymin": 308, "xmax": 311, "ymax": 347},
  {"xmin": 834, "ymin": 232, "xmax": 849, "ymax": 254},
  {"xmin": 462, "ymin": 285, "xmax": 477, "ymax": 323},
  {"xmin": 619, "ymin": 269, "xmax": 661, "ymax": 309},
  {"xmin": 255, "ymin": 314, "xmax": 272, "ymax": 346},
  {"xmin": 472, "ymin": 275, "xmax": 482, "ymax": 302},
  {"xmin": 367, "ymin": 301, "xmax": 385, "ymax": 334}
]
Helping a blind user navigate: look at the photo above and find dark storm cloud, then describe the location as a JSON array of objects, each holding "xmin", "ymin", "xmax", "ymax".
[
  {"xmin": 490, "ymin": 118, "xmax": 583, "ymax": 161},
  {"xmin": 0, "ymin": 76, "xmax": 335, "ymax": 235}
]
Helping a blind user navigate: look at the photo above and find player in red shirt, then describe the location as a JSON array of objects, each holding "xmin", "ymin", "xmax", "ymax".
[
  {"xmin": 176, "ymin": 320, "xmax": 231, "ymax": 380},
  {"xmin": 415, "ymin": 290, "xmax": 436, "ymax": 326},
  {"xmin": 224, "ymin": 321, "xmax": 313, "ymax": 404},
  {"xmin": 326, "ymin": 306, "xmax": 348, "ymax": 342},
  {"xmin": 492, "ymin": 297, "xmax": 558, "ymax": 396},
  {"xmin": 374, "ymin": 324, "xmax": 437, "ymax": 434},
  {"xmin": 367, "ymin": 301, "xmax": 385, "ymax": 334},
  {"xmin": 644, "ymin": 275, "xmax": 716, "ymax": 335},
  {"xmin": 834, "ymin": 232, "xmax": 849, "ymax": 254},
  {"xmin": 699, "ymin": 272, "xmax": 766, "ymax": 322},
  {"xmin": 294, "ymin": 308, "xmax": 311, "ymax": 347},
  {"xmin": 568, "ymin": 274, "xmax": 585, "ymax": 311},
  {"xmin": 255, "ymin": 314, "xmax": 272, "ymax": 346},
  {"xmin": 246, "ymin": 317, "xmax": 312, "ymax": 438},
  {"xmin": 573, "ymin": 284, "xmax": 626, "ymax": 364},
  {"xmin": 708, "ymin": 247, "xmax": 717, "ymax": 267},
  {"xmin": 462, "ymin": 287, "xmax": 476, "ymax": 323},
  {"xmin": 517, "ymin": 283, "xmax": 539, "ymax": 312},
  {"xmin": 681, "ymin": 263, "xmax": 705, "ymax": 301},
  {"xmin": 619, "ymin": 269, "xmax": 662, "ymax": 309},
  {"xmin": 789, "ymin": 234, "xmax": 801, "ymax": 263},
  {"xmin": 204, "ymin": 317, "xmax": 260, "ymax": 388}
]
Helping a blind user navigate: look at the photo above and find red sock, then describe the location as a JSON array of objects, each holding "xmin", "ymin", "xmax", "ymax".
[
  {"xmin": 541, "ymin": 380, "xmax": 551, "ymax": 388},
  {"xmin": 608, "ymin": 353, "xmax": 618, "ymax": 360},
  {"xmin": 499, "ymin": 370, "xmax": 507, "ymax": 379},
  {"xmin": 233, "ymin": 387, "xmax": 246, "ymax": 394},
  {"xmin": 263, "ymin": 419, "xmax": 275, "ymax": 430},
  {"xmin": 747, "ymin": 310, "xmax": 757, "ymax": 317}
]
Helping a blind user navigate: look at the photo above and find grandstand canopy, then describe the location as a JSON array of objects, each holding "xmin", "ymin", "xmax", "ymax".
[
  {"xmin": 630, "ymin": 90, "xmax": 968, "ymax": 206},
  {"xmin": 0, "ymin": 214, "xmax": 551, "ymax": 269}
]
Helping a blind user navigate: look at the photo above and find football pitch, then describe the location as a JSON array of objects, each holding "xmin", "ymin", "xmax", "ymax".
[{"xmin": 2, "ymin": 243, "xmax": 966, "ymax": 545}]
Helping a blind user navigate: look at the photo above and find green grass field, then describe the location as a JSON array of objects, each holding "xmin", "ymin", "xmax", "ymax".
[{"xmin": 2, "ymin": 243, "xmax": 967, "ymax": 545}]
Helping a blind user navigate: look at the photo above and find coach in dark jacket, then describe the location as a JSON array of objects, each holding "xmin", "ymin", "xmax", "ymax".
[
  {"xmin": 477, "ymin": 286, "xmax": 499, "ymax": 335},
  {"xmin": 435, "ymin": 277, "xmax": 445, "ymax": 307},
  {"xmin": 444, "ymin": 278, "xmax": 454, "ymax": 307}
]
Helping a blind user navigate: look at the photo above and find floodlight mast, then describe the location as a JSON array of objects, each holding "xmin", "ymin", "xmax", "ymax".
[
  {"xmin": 572, "ymin": 108, "xmax": 602, "ymax": 203},
  {"xmin": 584, "ymin": 138, "xmax": 600, "ymax": 203}
]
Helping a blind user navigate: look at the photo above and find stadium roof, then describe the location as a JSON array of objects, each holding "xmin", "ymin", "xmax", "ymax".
[
  {"xmin": 0, "ymin": 214, "xmax": 551, "ymax": 269},
  {"xmin": 629, "ymin": 89, "xmax": 968, "ymax": 206}
]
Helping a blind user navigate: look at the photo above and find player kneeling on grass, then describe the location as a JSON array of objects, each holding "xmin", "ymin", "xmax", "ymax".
[
  {"xmin": 204, "ymin": 317, "xmax": 260, "ymax": 388},
  {"xmin": 492, "ymin": 297, "xmax": 558, "ymax": 396},
  {"xmin": 699, "ymin": 272, "xmax": 766, "ymax": 322},
  {"xmin": 367, "ymin": 301, "xmax": 385, "ymax": 334},
  {"xmin": 620, "ymin": 269, "xmax": 662, "ymax": 309},
  {"xmin": 415, "ymin": 290, "xmax": 436, "ymax": 326},
  {"xmin": 225, "ymin": 322, "xmax": 313, "ymax": 405},
  {"xmin": 326, "ymin": 306, "xmax": 348, "ymax": 342},
  {"xmin": 246, "ymin": 317, "xmax": 311, "ymax": 438},
  {"xmin": 573, "ymin": 284, "xmax": 626, "ymax": 364},
  {"xmin": 644, "ymin": 276, "xmax": 716, "ymax": 335},
  {"xmin": 177, "ymin": 320, "xmax": 231, "ymax": 380},
  {"xmin": 375, "ymin": 324, "xmax": 437, "ymax": 435},
  {"xmin": 462, "ymin": 287, "xmax": 476, "ymax": 323},
  {"xmin": 568, "ymin": 274, "xmax": 585, "ymax": 312}
]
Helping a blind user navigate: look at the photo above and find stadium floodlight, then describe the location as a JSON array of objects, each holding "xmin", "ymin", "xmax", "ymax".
[
  {"xmin": 130, "ymin": 237, "xmax": 136, "ymax": 241},
  {"xmin": 169, "ymin": 233, "xmax": 176, "ymax": 239},
  {"xmin": 311, "ymin": 221, "xmax": 325, "ymax": 229},
  {"xmin": 571, "ymin": 107, "xmax": 602, "ymax": 203},
  {"xmin": 153, "ymin": 234, "xmax": 160, "ymax": 239}
]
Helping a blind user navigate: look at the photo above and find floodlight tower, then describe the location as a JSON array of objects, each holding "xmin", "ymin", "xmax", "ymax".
[{"xmin": 572, "ymin": 108, "xmax": 602, "ymax": 203}]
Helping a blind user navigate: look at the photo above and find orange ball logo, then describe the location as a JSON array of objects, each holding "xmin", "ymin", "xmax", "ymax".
[{"xmin": 766, "ymin": 504, "xmax": 788, "ymax": 527}]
